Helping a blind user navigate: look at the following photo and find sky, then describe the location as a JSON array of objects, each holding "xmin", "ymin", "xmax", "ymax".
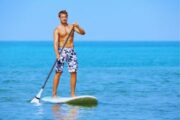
[{"xmin": 0, "ymin": 0, "xmax": 179, "ymax": 41}]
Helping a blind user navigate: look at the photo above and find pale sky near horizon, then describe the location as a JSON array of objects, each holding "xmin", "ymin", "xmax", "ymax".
[{"xmin": 0, "ymin": 0, "xmax": 179, "ymax": 41}]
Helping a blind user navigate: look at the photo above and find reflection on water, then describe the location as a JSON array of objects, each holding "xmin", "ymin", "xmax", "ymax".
[
  {"xmin": 52, "ymin": 104, "xmax": 79, "ymax": 120},
  {"xmin": 34, "ymin": 104, "xmax": 44, "ymax": 116},
  {"xmin": 37, "ymin": 107, "xmax": 44, "ymax": 115}
]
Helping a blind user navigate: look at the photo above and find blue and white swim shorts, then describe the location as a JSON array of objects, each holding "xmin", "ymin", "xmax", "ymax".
[{"xmin": 55, "ymin": 48, "xmax": 78, "ymax": 73}]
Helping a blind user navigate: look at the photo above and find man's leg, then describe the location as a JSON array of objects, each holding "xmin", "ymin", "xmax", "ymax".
[
  {"xmin": 70, "ymin": 72, "xmax": 77, "ymax": 97},
  {"xmin": 52, "ymin": 72, "xmax": 62, "ymax": 97}
]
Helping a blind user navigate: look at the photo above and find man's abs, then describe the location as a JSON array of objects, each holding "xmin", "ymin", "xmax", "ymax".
[{"xmin": 58, "ymin": 39, "xmax": 74, "ymax": 48}]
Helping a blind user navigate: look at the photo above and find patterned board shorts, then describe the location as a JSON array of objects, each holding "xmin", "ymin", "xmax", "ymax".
[{"xmin": 55, "ymin": 48, "xmax": 78, "ymax": 73}]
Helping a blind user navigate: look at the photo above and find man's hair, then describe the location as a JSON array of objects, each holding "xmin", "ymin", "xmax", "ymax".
[{"xmin": 58, "ymin": 10, "xmax": 68, "ymax": 18}]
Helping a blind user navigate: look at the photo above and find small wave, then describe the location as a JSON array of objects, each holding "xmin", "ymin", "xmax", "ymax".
[
  {"xmin": 2, "ymin": 79, "xmax": 20, "ymax": 84},
  {"xmin": 0, "ymin": 96, "xmax": 14, "ymax": 102},
  {"xmin": 0, "ymin": 88, "xmax": 10, "ymax": 93}
]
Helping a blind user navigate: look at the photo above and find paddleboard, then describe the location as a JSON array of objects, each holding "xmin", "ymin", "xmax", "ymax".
[{"xmin": 42, "ymin": 95, "xmax": 98, "ymax": 106}]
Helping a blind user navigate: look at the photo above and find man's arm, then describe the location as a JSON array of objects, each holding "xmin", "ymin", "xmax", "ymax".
[
  {"xmin": 73, "ymin": 22, "xmax": 85, "ymax": 35},
  {"xmin": 54, "ymin": 28, "xmax": 60, "ymax": 59}
]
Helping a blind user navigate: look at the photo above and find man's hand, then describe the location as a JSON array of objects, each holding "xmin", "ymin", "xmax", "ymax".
[
  {"xmin": 56, "ymin": 54, "xmax": 60, "ymax": 60},
  {"xmin": 72, "ymin": 22, "xmax": 85, "ymax": 35},
  {"xmin": 73, "ymin": 22, "xmax": 79, "ymax": 29}
]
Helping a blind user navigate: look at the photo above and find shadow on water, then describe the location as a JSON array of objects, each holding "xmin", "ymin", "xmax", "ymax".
[
  {"xmin": 52, "ymin": 103, "xmax": 97, "ymax": 120},
  {"xmin": 51, "ymin": 103, "xmax": 98, "ymax": 120},
  {"xmin": 29, "ymin": 99, "xmax": 98, "ymax": 120},
  {"xmin": 51, "ymin": 104, "xmax": 79, "ymax": 120}
]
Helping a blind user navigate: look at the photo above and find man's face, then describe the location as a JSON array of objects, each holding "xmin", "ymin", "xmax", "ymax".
[{"xmin": 60, "ymin": 14, "xmax": 68, "ymax": 24}]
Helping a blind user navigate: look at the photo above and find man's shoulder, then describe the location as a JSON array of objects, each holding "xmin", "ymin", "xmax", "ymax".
[
  {"xmin": 54, "ymin": 26, "xmax": 61, "ymax": 32},
  {"xmin": 69, "ymin": 24, "xmax": 73, "ymax": 27},
  {"xmin": 55, "ymin": 25, "xmax": 61, "ymax": 29}
]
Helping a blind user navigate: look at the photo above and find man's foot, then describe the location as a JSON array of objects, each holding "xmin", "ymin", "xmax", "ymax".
[
  {"xmin": 52, "ymin": 95, "xmax": 58, "ymax": 99},
  {"xmin": 71, "ymin": 93, "xmax": 76, "ymax": 97}
]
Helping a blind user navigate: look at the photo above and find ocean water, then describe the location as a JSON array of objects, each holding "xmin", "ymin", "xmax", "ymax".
[{"xmin": 0, "ymin": 41, "xmax": 179, "ymax": 120}]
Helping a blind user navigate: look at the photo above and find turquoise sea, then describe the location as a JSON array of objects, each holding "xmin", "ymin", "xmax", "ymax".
[{"xmin": 0, "ymin": 41, "xmax": 180, "ymax": 120}]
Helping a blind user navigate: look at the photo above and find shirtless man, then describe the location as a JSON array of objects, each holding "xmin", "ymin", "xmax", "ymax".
[{"xmin": 53, "ymin": 10, "xmax": 85, "ymax": 97}]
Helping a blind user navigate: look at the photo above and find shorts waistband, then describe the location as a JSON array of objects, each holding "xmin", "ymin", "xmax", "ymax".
[{"xmin": 58, "ymin": 47, "xmax": 73, "ymax": 49}]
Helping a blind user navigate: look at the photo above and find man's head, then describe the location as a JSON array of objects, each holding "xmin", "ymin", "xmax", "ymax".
[{"xmin": 58, "ymin": 10, "xmax": 68, "ymax": 24}]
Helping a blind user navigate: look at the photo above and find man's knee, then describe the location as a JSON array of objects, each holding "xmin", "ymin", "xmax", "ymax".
[
  {"xmin": 56, "ymin": 71, "xmax": 62, "ymax": 76},
  {"xmin": 70, "ymin": 71, "xmax": 77, "ymax": 76}
]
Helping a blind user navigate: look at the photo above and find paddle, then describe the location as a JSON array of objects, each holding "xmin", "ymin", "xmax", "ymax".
[{"xmin": 31, "ymin": 28, "xmax": 74, "ymax": 104}]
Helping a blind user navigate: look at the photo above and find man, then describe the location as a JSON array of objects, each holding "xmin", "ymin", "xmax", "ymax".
[{"xmin": 53, "ymin": 10, "xmax": 85, "ymax": 97}]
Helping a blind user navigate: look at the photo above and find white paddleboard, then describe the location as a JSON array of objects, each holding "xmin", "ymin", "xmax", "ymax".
[{"xmin": 42, "ymin": 95, "xmax": 98, "ymax": 106}]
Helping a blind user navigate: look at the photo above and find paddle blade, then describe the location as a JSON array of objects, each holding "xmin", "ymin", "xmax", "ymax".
[
  {"xmin": 30, "ymin": 97, "xmax": 40, "ymax": 104},
  {"xmin": 30, "ymin": 88, "xmax": 44, "ymax": 104}
]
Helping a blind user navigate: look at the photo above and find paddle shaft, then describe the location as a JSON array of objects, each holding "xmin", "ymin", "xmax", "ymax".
[{"xmin": 41, "ymin": 28, "xmax": 74, "ymax": 89}]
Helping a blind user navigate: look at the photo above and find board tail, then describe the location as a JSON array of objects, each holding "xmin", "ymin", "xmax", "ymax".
[{"xmin": 67, "ymin": 97, "xmax": 98, "ymax": 107}]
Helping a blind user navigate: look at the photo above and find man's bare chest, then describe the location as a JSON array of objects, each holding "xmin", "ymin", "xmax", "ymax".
[{"xmin": 58, "ymin": 27, "xmax": 72, "ymax": 37}]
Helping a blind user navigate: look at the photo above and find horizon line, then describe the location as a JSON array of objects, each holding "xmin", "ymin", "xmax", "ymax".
[{"xmin": 0, "ymin": 39, "xmax": 179, "ymax": 42}]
